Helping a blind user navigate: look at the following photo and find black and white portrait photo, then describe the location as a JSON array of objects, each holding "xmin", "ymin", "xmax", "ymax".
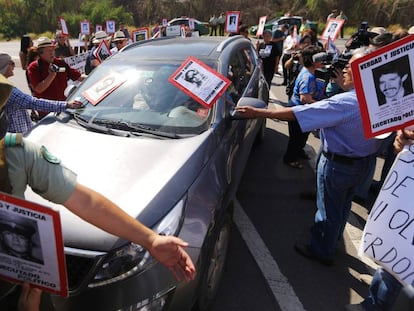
[
  {"xmin": 225, "ymin": 11, "xmax": 240, "ymax": 34},
  {"xmin": 373, "ymin": 55, "xmax": 413, "ymax": 106},
  {"xmin": 321, "ymin": 18, "xmax": 344, "ymax": 41},
  {"xmin": 0, "ymin": 213, "xmax": 43, "ymax": 264}
]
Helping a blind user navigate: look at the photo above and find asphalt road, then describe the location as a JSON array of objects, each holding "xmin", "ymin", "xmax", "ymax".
[{"xmin": 1, "ymin": 38, "xmax": 385, "ymax": 311}]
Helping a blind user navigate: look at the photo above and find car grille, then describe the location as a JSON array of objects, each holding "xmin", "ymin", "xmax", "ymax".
[{"xmin": 65, "ymin": 254, "xmax": 97, "ymax": 291}]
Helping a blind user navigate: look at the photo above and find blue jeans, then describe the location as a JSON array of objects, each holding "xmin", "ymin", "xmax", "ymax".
[
  {"xmin": 361, "ymin": 267, "xmax": 402, "ymax": 310},
  {"xmin": 311, "ymin": 153, "xmax": 376, "ymax": 260}
]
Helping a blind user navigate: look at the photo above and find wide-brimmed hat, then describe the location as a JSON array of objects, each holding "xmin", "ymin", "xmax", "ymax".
[
  {"xmin": 93, "ymin": 30, "xmax": 109, "ymax": 44},
  {"xmin": 36, "ymin": 37, "xmax": 55, "ymax": 49},
  {"xmin": 112, "ymin": 30, "xmax": 126, "ymax": 42}
]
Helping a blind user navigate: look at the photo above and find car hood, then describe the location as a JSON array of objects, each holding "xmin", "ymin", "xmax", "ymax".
[{"xmin": 25, "ymin": 120, "xmax": 214, "ymax": 251}]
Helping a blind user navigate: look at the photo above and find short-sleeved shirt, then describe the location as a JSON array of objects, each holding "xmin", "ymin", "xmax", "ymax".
[
  {"xmin": 5, "ymin": 139, "xmax": 77, "ymax": 203},
  {"xmin": 27, "ymin": 58, "xmax": 81, "ymax": 101},
  {"xmin": 290, "ymin": 67, "xmax": 325, "ymax": 106},
  {"xmin": 293, "ymin": 89, "xmax": 382, "ymax": 157}
]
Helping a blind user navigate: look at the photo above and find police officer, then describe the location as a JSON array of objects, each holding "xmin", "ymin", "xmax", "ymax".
[{"xmin": 0, "ymin": 74, "xmax": 195, "ymax": 310}]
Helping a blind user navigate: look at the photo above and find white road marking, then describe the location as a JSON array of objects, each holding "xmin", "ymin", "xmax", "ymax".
[{"xmin": 234, "ymin": 199, "xmax": 306, "ymax": 311}]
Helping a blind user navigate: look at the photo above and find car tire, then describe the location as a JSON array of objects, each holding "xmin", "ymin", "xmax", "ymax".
[{"xmin": 194, "ymin": 214, "xmax": 231, "ymax": 311}]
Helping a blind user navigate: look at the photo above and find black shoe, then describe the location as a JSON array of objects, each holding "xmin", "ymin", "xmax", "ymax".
[{"xmin": 294, "ymin": 243, "xmax": 334, "ymax": 266}]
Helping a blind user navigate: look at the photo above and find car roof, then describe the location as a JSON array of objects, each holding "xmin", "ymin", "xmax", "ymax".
[
  {"xmin": 169, "ymin": 17, "xmax": 203, "ymax": 23},
  {"xmin": 118, "ymin": 36, "xmax": 245, "ymax": 61}
]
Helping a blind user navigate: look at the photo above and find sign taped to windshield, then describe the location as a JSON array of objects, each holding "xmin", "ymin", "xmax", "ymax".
[
  {"xmin": 82, "ymin": 72, "xmax": 127, "ymax": 105},
  {"xmin": 168, "ymin": 56, "xmax": 231, "ymax": 109}
]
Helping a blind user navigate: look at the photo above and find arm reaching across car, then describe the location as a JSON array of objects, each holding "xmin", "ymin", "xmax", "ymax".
[{"xmin": 64, "ymin": 184, "xmax": 196, "ymax": 282}]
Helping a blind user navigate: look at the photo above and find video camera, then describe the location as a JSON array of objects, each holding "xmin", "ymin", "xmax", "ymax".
[
  {"xmin": 50, "ymin": 64, "xmax": 66, "ymax": 73},
  {"xmin": 345, "ymin": 21, "xmax": 378, "ymax": 51},
  {"xmin": 313, "ymin": 51, "xmax": 353, "ymax": 83}
]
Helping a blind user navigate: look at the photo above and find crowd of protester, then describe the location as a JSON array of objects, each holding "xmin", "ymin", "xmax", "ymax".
[{"xmin": 1, "ymin": 11, "xmax": 414, "ymax": 311}]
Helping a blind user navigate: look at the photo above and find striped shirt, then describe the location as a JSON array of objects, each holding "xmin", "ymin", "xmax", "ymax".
[{"xmin": 5, "ymin": 87, "xmax": 67, "ymax": 135}]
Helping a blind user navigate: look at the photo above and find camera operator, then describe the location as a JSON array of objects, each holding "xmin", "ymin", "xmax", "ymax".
[
  {"xmin": 284, "ymin": 34, "xmax": 314, "ymax": 98},
  {"xmin": 283, "ymin": 45, "xmax": 326, "ymax": 169},
  {"xmin": 27, "ymin": 37, "xmax": 86, "ymax": 119}
]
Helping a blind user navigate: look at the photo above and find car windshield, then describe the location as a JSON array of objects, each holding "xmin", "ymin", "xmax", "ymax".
[{"xmin": 69, "ymin": 61, "xmax": 215, "ymax": 137}]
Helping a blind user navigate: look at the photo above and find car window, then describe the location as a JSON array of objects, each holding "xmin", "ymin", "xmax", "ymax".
[
  {"xmin": 227, "ymin": 47, "xmax": 255, "ymax": 100},
  {"xmin": 69, "ymin": 61, "xmax": 214, "ymax": 136}
]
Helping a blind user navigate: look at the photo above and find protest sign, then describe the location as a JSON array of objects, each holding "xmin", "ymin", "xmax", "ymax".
[
  {"xmin": 93, "ymin": 40, "xmax": 112, "ymax": 64},
  {"xmin": 96, "ymin": 24, "xmax": 103, "ymax": 33},
  {"xmin": 189, "ymin": 18, "xmax": 195, "ymax": 31},
  {"xmin": 80, "ymin": 20, "xmax": 90, "ymax": 35},
  {"xmin": 168, "ymin": 56, "xmax": 231, "ymax": 109},
  {"xmin": 132, "ymin": 27, "xmax": 150, "ymax": 42},
  {"xmin": 59, "ymin": 17, "xmax": 69, "ymax": 35},
  {"xmin": 256, "ymin": 16, "xmax": 267, "ymax": 38},
  {"xmin": 320, "ymin": 18, "xmax": 344, "ymax": 41},
  {"xmin": 63, "ymin": 52, "xmax": 88, "ymax": 74},
  {"xmin": 225, "ymin": 11, "xmax": 240, "ymax": 34},
  {"xmin": 359, "ymin": 145, "xmax": 414, "ymax": 287},
  {"xmin": 352, "ymin": 35, "xmax": 414, "ymax": 138},
  {"xmin": 0, "ymin": 192, "xmax": 67, "ymax": 296},
  {"xmin": 106, "ymin": 20, "xmax": 116, "ymax": 34},
  {"xmin": 82, "ymin": 72, "xmax": 126, "ymax": 105},
  {"xmin": 166, "ymin": 25, "xmax": 181, "ymax": 37}
]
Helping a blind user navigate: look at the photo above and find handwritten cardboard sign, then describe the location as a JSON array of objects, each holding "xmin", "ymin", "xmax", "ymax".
[
  {"xmin": 359, "ymin": 145, "xmax": 414, "ymax": 287},
  {"xmin": 168, "ymin": 56, "xmax": 231, "ymax": 109},
  {"xmin": 352, "ymin": 35, "xmax": 414, "ymax": 138},
  {"xmin": 0, "ymin": 192, "xmax": 67, "ymax": 296}
]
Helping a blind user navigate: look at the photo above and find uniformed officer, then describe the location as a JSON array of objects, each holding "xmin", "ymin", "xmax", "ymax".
[{"xmin": 0, "ymin": 74, "xmax": 195, "ymax": 310}]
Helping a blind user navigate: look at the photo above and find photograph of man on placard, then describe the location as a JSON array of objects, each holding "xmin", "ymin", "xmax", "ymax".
[
  {"xmin": 225, "ymin": 11, "xmax": 240, "ymax": 34},
  {"xmin": 0, "ymin": 213, "xmax": 43, "ymax": 265},
  {"xmin": 373, "ymin": 55, "xmax": 413, "ymax": 106}
]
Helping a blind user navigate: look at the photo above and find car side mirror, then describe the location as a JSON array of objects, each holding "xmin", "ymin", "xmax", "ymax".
[{"xmin": 230, "ymin": 97, "xmax": 266, "ymax": 119}]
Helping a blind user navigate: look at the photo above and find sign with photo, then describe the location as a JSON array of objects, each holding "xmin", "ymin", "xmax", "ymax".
[
  {"xmin": 359, "ymin": 145, "xmax": 414, "ymax": 287},
  {"xmin": 162, "ymin": 18, "xmax": 168, "ymax": 27},
  {"xmin": 82, "ymin": 72, "xmax": 126, "ymax": 105},
  {"xmin": 59, "ymin": 17, "xmax": 69, "ymax": 36},
  {"xmin": 93, "ymin": 40, "xmax": 112, "ymax": 64},
  {"xmin": 96, "ymin": 24, "xmax": 103, "ymax": 33},
  {"xmin": 352, "ymin": 35, "xmax": 414, "ymax": 138},
  {"xmin": 80, "ymin": 20, "xmax": 91, "ymax": 35},
  {"xmin": 225, "ymin": 11, "xmax": 240, "ymax": 34},
  {"xmin": 168, "ymin": 56, "xmax": 231, "ymax": 108},
  {"xmin": 320, "ymin": 18, "xmax": 344, "ymax": 41},
  {"xmin": 0, "ymin": 192, "xmax": 67, "ymax": 297},
  {"xmin": 106, "ymin": 20, "xmax": 116, "ymax": 34},
  {"xmin": 256, "ymin": 16, "xmax": 267, "ymax": 38},
  {"xmin": 132, "ymin": 27, "xmax": 150, "ymax": 42}
]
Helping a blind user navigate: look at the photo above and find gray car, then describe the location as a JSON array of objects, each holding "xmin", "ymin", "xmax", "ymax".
[{"xmin": 25, "ymin": 36, "xmax": 269, "ymax": 310}]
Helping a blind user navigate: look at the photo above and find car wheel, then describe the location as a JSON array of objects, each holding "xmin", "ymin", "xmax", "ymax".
[{"xmin": 195, "ymin": 215, "xmax": 231, "ymax": 311}]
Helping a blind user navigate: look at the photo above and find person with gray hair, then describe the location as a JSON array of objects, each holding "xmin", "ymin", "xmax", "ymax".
[{"xmin": 235, "ymin": 47, "xmax": 382, "ymax": 265}]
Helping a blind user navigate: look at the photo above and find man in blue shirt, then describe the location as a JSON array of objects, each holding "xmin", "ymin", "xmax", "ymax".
[{"xmin": 235, "ymin": 47, "xmax": 382, "ymax": 265}]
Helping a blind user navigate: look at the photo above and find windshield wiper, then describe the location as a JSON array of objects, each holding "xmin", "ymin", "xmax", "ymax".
[
  {"xmin": 73, "ymin": 113, "xmax": 129, "ymax": 137},
  {"xmin": 114, "ymin": 121, "xmax": 182, "ymax": 139}
]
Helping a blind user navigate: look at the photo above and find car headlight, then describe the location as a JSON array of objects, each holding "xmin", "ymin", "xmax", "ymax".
[{"xmin": 88, "ymin": 197, "xmax": 186, "ymax": 288}]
